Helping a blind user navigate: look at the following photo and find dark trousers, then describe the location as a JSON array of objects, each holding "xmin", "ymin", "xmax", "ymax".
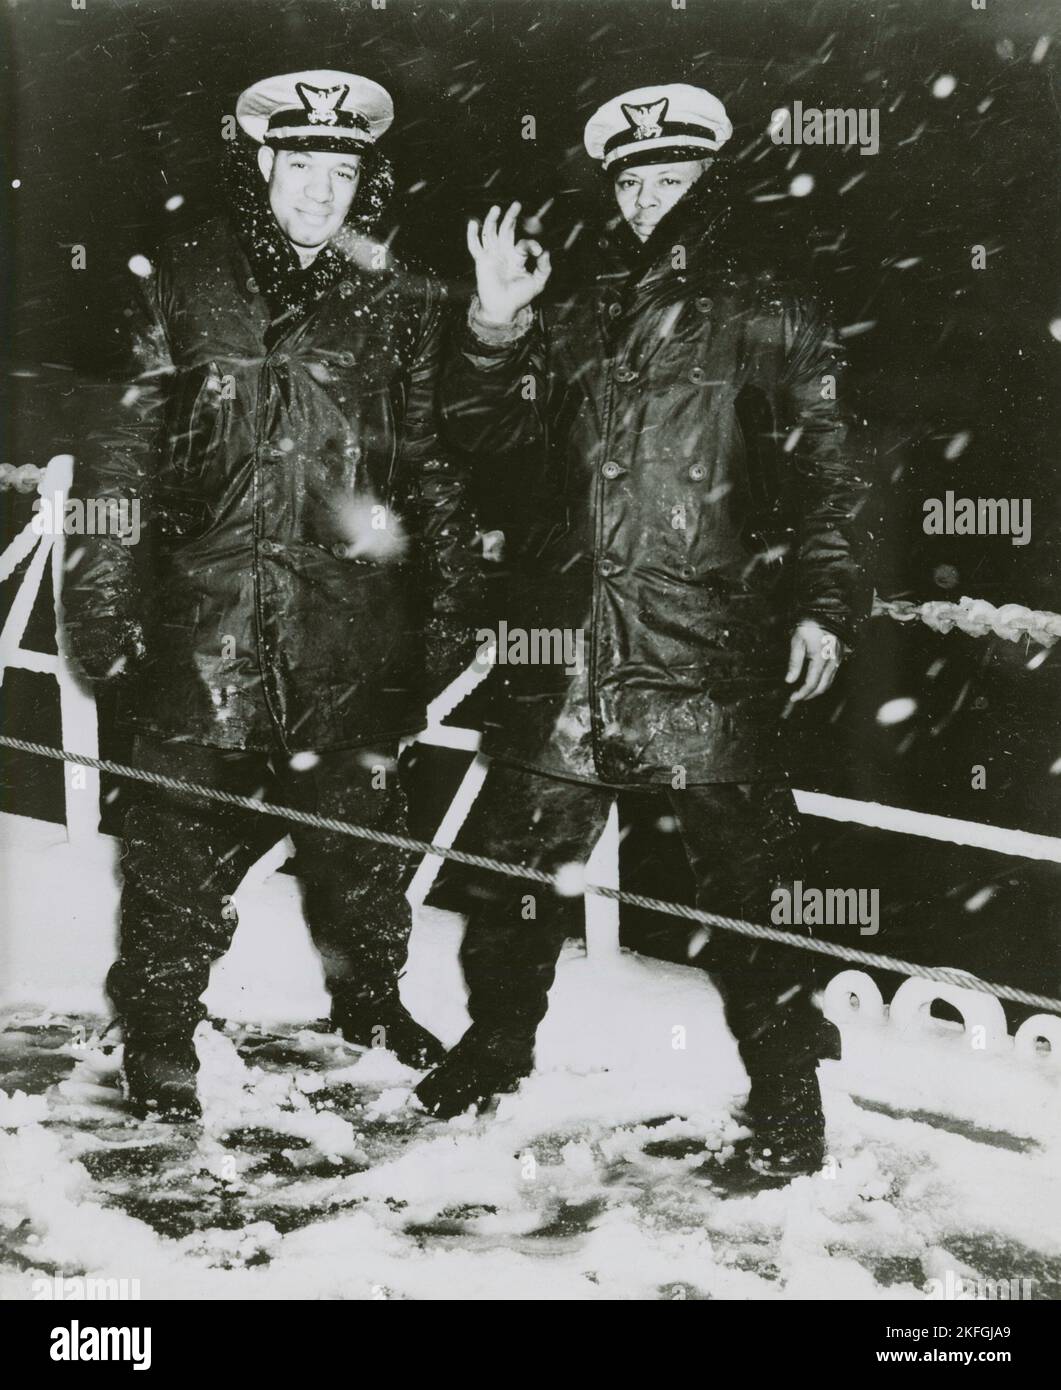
[
  {"xmin": 434, "ymin": 761, "xmax": 838, "ymax": 1077},
  {"xmin": 109, "ymin": 734, "xmax": 414, "ymax": 1045}
]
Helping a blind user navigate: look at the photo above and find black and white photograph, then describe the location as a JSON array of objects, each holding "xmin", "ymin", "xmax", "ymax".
[{"xmin": 1, "ymin": 0, "xmax": 1059, "ymax": 1326}]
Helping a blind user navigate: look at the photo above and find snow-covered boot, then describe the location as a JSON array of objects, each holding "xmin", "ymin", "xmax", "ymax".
[
  {"xmin": 696, "ymin": 1065, "xmax": 828, "ymax": 1193},
  {"xmin": 739, "ymin": 1064, "xmax": 827, "ymax": 1182},
  {"xmin": 332, "ymin": 994, "xmax": 446, "ymax": 1070},
  {"xmin": 123, "ymin": 1038, "xmax": 201, "ymax": 1122},
  {"xmin": 414, "ymin": 1024, "xmax": 535, "ymax": 1119},
  {"xmin": 698, "ymin": 1061, "xmax": 828, "ymax": 1195}
]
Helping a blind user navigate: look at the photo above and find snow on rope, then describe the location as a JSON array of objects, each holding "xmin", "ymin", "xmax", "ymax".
[
  {"xmin": 873, "ymin": 595, "xmax": 1061, "ymax": 648},
  {"xmin": 1, "ymin": 734, "xmax": 1058, "ymax": 1015}
]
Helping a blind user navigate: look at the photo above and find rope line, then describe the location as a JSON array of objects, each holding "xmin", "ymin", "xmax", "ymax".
[
  {"xmin": 2, "ymin": 734, "xmax": 1058, "ymax": 1015},
  {"xmin": 871, "ymin": 595, "xmax": 1061, "ymax": 648}
]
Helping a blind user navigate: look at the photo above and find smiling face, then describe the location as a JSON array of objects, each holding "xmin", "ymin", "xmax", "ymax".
[
  {"xmin": 257, "ymin": 146, "xmax": 362, "ymax": 250},
  {"xmin": 612, "ymin": 159, "xmax": 711, "ymax": 241}
]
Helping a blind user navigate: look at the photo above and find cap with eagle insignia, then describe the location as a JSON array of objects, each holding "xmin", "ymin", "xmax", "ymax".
[
  {"xmin": 236, "ymin": 69, "xmax": 394, "ymax": 154},
  {"xmin": 583, "ymin": 83, "xmax": 733, "ymax": 173}
]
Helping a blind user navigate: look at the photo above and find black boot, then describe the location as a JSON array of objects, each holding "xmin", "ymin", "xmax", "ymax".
[
  {"xmin": 414, "ymin": 1024, "xmax": 536, "ymax": 1119},
  {"xmin": 706, "ymin": 1065, "xmax": 827, "ymax": 1190},
  {"xmin": 331, "ymin": 994, "xmax": 446, "ymax": 1070},
  {"xmin": 698, "ymin": 1011, "xmax": 838, "ymax": 1189},
  {"xmin": 742, "ymin": 1065, "xmax": 827, "ymax": 1178},
  {"xmin": 123, "ymin": 1038, "xmax": 201, "ymax": 1123}
]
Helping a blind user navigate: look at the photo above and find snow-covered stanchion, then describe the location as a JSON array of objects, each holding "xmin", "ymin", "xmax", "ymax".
[{"xmin": 873, "ymin": 594, "xmax": 1061, "ymax": 648}]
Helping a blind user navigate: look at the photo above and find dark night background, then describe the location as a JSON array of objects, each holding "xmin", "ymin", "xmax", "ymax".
[{"xmin": 2, "ymin": 0, "xmax": 1059, "ymax": 1014}]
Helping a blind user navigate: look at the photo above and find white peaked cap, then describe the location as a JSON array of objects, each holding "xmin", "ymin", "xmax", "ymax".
[
  {"xmin": 584, "ymin": 83, "xmax": 733, "ymax": 172},
  {"xmin": 236, "ymin": 69, "xmax": 394, "ymax": 152}
]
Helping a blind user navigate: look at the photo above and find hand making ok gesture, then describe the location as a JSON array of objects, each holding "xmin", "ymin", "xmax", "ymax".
[{"xmin": 467, "ymin": 201, "xmax": 552, "ymax": 326}]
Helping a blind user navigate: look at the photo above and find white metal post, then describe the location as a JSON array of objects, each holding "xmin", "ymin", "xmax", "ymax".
[
  {"xmin": 584, "ymin": 799, "xmax": 621, "ymax": 958},
  {"xmin": 48, "ymin": 455, "xmax": 102, "ymax": 842},
  {"xmin": 0, "ymin": 455, "xmax": 102, "ymax": 842}
]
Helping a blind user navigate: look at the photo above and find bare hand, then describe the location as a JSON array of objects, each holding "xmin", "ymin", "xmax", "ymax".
[
  {"xmin": 785, "ymin": 620, "xmax": 843, "ymax": 705},
  {"xmin": 467, "ymin": 202, "xmax": 552, "ymax": 325}
]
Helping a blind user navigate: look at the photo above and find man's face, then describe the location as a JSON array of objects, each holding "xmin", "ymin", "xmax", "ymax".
[
  {"xmin": 257, "ymin": 146, "xmax": 362, "ymax": 250},
  {"xmin": 612, "ymin": 159, "xmax": 709, "ymax": 242}
]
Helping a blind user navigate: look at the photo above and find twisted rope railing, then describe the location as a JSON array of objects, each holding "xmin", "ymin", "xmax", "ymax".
[{"xmin": 2, "ymin": 734, "xmax": 1058, "ymax": 1014}]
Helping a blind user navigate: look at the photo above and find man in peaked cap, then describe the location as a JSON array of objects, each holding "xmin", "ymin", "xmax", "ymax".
[
  {"xmin": 63, "ymin": 70, "xmax": 484, "ymax": 1120},
  {"xmin": 236, "ymin": 70, "xmax": 393, "ymax": 270},
  {"xmin": 423, "ymin": 82, "xmax": 872, "ymax": 1187}
]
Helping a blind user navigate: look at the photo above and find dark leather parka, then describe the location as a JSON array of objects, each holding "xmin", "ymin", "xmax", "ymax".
[
  {"xmin": 65, "ymin": 161, "xmax": 483, "ymax": 753},
  {"xmin": 441, "ymin": 175, "xmax": 872, "ymax": 784}
]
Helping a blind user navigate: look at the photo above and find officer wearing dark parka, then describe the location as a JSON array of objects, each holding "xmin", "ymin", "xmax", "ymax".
[
  {"xmin": 63, "ymin": 70, "xmax": 482, "ymax": 1119},
  {"xmin": 420, "ymin": 84, "xmax": 872, "ymax": 1184}
]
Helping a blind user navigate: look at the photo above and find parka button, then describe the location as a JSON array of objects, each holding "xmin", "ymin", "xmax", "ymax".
[
  {"xmin": 246, "ymin": 276, "xmax": 260, "ymax": 294},
  {"xmin": 338, "ymin": 281, "xmax": 354, "ymax": 298},
  {"xmin": 597, "ymin": 559, "xmax": 620, "ymax": 577},
  {"xmin": 614, "ymin": 366, "xmax": 637, "ymax": 384},
  {"xmin": 259, "ymin": 540, "xmax": 281, "ymax": 556},
  {"xmin": 688, "ymin": 463, "xmax": 707, "ymax": 481},
  {"xmin": 689, "ymin": 366, "xmax": 707, "ymax": 384},
  {"xmin": 331, "ymin": 542, "xmax": 349, "ymax": 559},
  {"xmin": 607, "ymin": 302, "xmax": 622, "ymax": 318},
  {"xmin": 336, "ymin": 350, "xmax": 356, "ymax": 366},
  {"xmin": 601, "ymin": 461, "xmax": 621, "ymax": 479},
  {"xmin": 695, "ymin": 296, "xmax": 713, "ymax": 313}
]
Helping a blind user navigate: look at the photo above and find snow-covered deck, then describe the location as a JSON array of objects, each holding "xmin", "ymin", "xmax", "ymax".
[{"xmin": 2, "ymin": 810, "xmax": 1059, "ymax": 1300}]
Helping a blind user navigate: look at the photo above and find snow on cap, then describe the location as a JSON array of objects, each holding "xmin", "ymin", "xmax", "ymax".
[
  {"xmin": 584, "ymin": 83, "xmax": 732, "ymax": 174},
  {"xmin": 236, "ymin": 69, "xmax": 394, "ymax": 154}
]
